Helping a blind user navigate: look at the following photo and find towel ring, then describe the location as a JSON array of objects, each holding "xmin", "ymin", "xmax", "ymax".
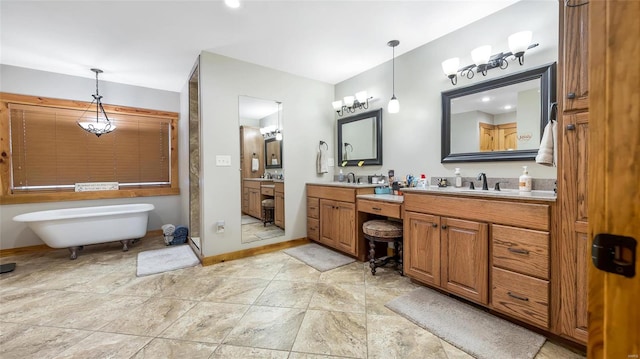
[
  {"xmin": 319, "ymin": 141, "xmax": 328, "ymax": 151},
  {"xmin": 548, "ymin": 102, "xmax": 557, "ymax": 123}
]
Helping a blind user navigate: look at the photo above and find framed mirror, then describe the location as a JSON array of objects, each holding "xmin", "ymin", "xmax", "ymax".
[
  {"xmin": 337, "ymin": 108, "xmax": 383, "ymax": 166},
  {"xmin": 265, "ymin": 138, "xmax": 282, "ymax": 169},
  {"xmin": 441, "ymin": 63, "xmax": 556, "ymax": 162}
]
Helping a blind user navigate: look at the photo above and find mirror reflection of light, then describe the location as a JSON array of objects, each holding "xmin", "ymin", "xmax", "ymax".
[
  {"xmin": 504, "ymin": 105, "xmax": 512, "ymax": 110},
  {"xmin": 481, "ymin": 96, "xmax": 491, "ymax": 102}
]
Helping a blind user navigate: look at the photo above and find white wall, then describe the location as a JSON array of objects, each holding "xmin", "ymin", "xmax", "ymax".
[
  {"xmin": 0, "ymin": 65, "xmax": 182, "ymax": 249},
  {"xmin": 334, "ymin": 1, "xmax": 559, "ymax": 182},
  {"xmin": 194, "ymin": 52, "xmax": 334, "ymax": 257}
]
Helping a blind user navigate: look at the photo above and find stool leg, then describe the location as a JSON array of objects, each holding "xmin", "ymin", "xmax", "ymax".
[
  {"xmin": 368, "ymin": 238, "xmax": 377, "ymax": 275},
  {"xmin": 397, "ymin": 239, "xmax": 403, "ymax": 276}
]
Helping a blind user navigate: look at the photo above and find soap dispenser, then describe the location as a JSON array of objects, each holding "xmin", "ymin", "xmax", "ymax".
[
  {"xmin": 454, "ymin": 168, "xmax": 462, "ymax": 188},
  {"xmin": 338, "ymin": 169, "xmax": 344, "ymax": 182},
  {"xmin": 519, "ymin": 166, "xmax": 532, "ymax": 192}
]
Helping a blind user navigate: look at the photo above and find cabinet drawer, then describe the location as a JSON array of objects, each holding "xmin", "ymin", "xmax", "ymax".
[
  {"xmin": 307, "ymin": 218, "xmax": 319, "ymax": 241},
  {"xmin": 492, "ymin": 267, "xmax": 549, "ymax": 329},
  {"xmin": 357, "ymin": 199, "xmax": 402, "ymax": 218},
  {"xmin": 307, "ymin": 197, "xmax": 319, "ymax": 219},
  {"xmin": 261, "ymin": 186, "xmax": 274, "ymax": 196},
  {"xmin": 492, "ymin": 225, "xmax": 549, "ymax": 279}
]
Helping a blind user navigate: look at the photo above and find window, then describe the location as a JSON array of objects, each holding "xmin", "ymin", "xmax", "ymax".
[{"xmin": 0, "ymin": 93, "xmax": 179, "ymax": 204}]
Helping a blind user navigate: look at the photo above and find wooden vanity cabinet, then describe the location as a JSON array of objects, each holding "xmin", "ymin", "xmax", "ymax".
[
  {"xmin": 306, "ymin": 184, "xmax": 374, "ymax": 259},
  {"xmin": 403, "ymin": 196, "xmax": 489, "ymax": 305},
  {"xmin": 274, "ymin": 182, "xmax": 284, "ymax": 228},
  {"xmin": 557, "ymin": 0, "xmax": 589, "ymax": 344},
  {"xmin": 243, "ymin": 180, "xmax": 272, "ymax": 219},
  {"xmin": 403, "ymin": 192, "xmax": 551, "ymax": 328}
]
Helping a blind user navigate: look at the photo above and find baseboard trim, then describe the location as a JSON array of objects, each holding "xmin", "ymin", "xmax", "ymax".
[
  {"xmin": 0, "ymin": 229, "xmax": 164, "ymax": 258},
  {"xmin": 201, "ymin": 237, "xmax": 310, "ymax": 266}
]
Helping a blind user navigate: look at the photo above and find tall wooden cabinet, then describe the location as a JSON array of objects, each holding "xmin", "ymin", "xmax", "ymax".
[{"xmin": 557, "ymin": 0, "xmax": 589, "ymax": 344}]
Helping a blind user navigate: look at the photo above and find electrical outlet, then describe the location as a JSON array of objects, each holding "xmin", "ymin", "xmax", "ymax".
[
  {"xmin": 216, "ymin": 220, "xmax": 225, "ymax": 233},
  {"xmin": 215, "ymin": 155, "xmax": 231, "ymax": 167}
]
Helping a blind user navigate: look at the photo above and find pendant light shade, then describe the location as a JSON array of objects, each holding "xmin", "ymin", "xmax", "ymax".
[
  {"xmin": 77, "ymin": 68, "xmax": 116, "ymax": 137},
  {"xmin": 387, "ymin": 40, "xmax": 400, "ymax": 114}
]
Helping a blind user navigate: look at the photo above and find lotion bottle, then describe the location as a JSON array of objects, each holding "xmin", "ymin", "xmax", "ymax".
[
  {"xmin": 338, "ymin": 169, "xmax": 344, "ymax": 182},
  {"xmin": 519, "ymin": 166, "xmax": 532, "ymax": 192},
  {"xmin": 454, "ymin": 168, "xmax": 462, "ymax": 188}
]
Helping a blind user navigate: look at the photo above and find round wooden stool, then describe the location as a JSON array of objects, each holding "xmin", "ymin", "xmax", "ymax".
[
  {"xmin": 261, "ymin": 199, "xmax": 274, "ymax": 226},
  {"xmin": 362, "ymin": 219, "xmax": 403, "ymax": 275}
]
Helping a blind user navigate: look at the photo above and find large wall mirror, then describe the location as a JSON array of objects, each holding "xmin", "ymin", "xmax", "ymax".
[
  {"xmin": 265, "ymin": 138, "xmax": 282, "ymax": 169},
  {"xmin": 337, "ymin": 108, "xmax": 383, "ymax": 166},
  {"xmin": 238, "ymin": 96, "xmax": 285, "ymax": 244},
  {"xmin": 441, "ymin": 63, "xmax": 556, "ymax": 162}
]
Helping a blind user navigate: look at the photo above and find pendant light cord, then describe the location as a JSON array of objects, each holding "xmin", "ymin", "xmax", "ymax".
[{"xmin": 392, "ymin": 46, "xmax": 395, "ymax": 96}]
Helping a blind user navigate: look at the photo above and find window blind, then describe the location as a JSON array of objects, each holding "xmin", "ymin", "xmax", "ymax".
[{"xmin": 9, "ymin": 103, "xmax": 170, "ymax": 191}]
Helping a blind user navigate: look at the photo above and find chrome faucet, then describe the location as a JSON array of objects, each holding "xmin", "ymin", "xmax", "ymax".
[
  {"xmin": 346, "ymin": 172, "xmax": 356, "ymax": 183},
  {"xmin": 477, "ymin": 172, "xmax": 488, "ymax": 190},
  {"xmin": 263, "ymin": 172, "xmax": 272, "ymax": 179}
]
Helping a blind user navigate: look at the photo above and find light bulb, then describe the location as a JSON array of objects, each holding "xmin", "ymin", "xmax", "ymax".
[
  {"xmin": 332, "ymin": 100, "xmax": 343, "ymax": 111},
  {"xmin": 343, "ymin": 96, "xmax": 355, "ymax": 107},
  {"xmin": 275, "ymin": 131, "xmax": 283, "ymax": 141},
  {"xmin": 355, "ymin": 91, "xmax": 368, "ymax": 103},
  {"xmin": 388, "ymin": 96, "xmax": 399, "ymax": 114},
  {"xmin": 441, "ymin": 58, "xmax": 460, "ymax": 76},
  {"xmin": 225, "ymin": 0, "xmax": 240, "ymax": 8},
  {"xmin": 508, "ymin": 31, "xmax": 532, "ymax": 56},
  {"xmin": 471, "ymin": 45, "xmax": 492, "ymax": 66}
]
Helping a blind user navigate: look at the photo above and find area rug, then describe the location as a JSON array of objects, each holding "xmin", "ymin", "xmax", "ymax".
[
  {"xmin": 385, "ymin": 287, "xmax": 546, "ymax": 359},
  {"xmin": 136, "ymin": 245, "xmax": 200, "ymax": 277},
  {"xmin": 255, "ymin": 228, "xmax": 285, "ymax": 240},
  {"xmin": 284, "ymin": 243, "xmax": 355, "ymax": 272},
  {"xmin": 241, "ymin": 215, "xmax": 261, "ymax": 225}
]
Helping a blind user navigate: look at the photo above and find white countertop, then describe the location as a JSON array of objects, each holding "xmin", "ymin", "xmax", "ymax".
[
  {"xmin": 356, "ymin": 194, "xmax": 404, "ymax": 203},
  {"xmin": 307, "ymin": 182, "xmax": 380, "ymax": 188},
  {"xmin": 401, "ymin": 186, "xmax": 556, "ymax": 202}
]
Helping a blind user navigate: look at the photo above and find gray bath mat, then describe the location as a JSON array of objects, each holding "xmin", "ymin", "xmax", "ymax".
[
  {"xmin": 241, "ymin": 215, "xmax": 261, "ymax": 225},
  {"xmin": 136, "ymin": 245, "xmax": 200, "ymax": 277},
  {"xmin": 255, "ymin": 228, "xmax": 285, "ymax": 240},
  {"xmin": 385, "ymin": 287, "xmax": 546, "ymax": 359},
  {"xmin": 284, "ymin": 243, "xmax": 355, "ymax": 272}
]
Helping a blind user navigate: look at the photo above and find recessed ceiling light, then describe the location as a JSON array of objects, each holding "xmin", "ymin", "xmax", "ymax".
[
  {"xmin": 481, "ymin": 96, "xmax": 490, "ymax": 102},
  {"xmin": 225, "ymin": 0, "xmax": 240, "ymax": 9}
]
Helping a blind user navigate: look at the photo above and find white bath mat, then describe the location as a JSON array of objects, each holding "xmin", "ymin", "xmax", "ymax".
[
  {"xmin": 284, "ymin": 243, "xmax": 355, "ymax": 272},
  {"xmin": 136, "ymin": 245, "xmax": 200, "ymax": 277}
]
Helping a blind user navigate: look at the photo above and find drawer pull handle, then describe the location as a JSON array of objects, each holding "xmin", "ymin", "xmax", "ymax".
[
  {"xmin": 309, "ymin": 207, "xmax": 316, "ymax": 210},
  {"xmin": 432, "ymin": 223, "xmax": 438, "ymax": 228},
  {"xmin": 441, "ymin": 225, "xmax": 447, "ymax": 229},
  {"xmin": 567, "ymin": 92, "xmax": 576, "ymax": 99},
  {"xmin": 507, "ymin": 292, "xmax": 529, "ymax": 302},
  {"xmin": 508, "ymin": 247, "xmax": 530, "ymax": 255},
  {"xmin": 372, "ymin": 207, "xmax": 382, "ymax": 211}
]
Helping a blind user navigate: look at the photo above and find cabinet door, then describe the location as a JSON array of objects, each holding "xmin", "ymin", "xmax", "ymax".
[
  {"xmin": 441, "ymin": 217, "xmax": 489, "ymax": 305},
  {"xmin": 248, "ymin": 188, "xmax": 261, "ymax": 219},
  {"xmin": 561, "ymin": 0, "xmax": 589, "ymax": 112},
  {"xmin": 242, "ymin": 186, "xmax": 249, "ymax": 213},
  {"xmin": 403, "ymin": 211, "xmax": 441, "ymax": 286},
  {"xmin": 274, "ymin": 192, "xmax": 284, "ymax": 228},
  {"xmin": 559, "ymin": 112, "xmax": 589, "ymax": 343},
  {"xmin": 335, "ymin": 202, "xmax": 356, "ymax": 255},
  {"xmin": 319, "ymin": 199, "xmax": 337, "ymax": 246}
]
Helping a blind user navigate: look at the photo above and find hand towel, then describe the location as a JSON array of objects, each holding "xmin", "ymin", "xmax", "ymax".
[
  {"xmin": 251, "ymin": 158, "xmax": 259, "ymax": 172},
  {"xmin": 316, "ymin": 148, "xmax": 328, "ymax": 174},
  {"xmin": 535, "ymin": 120, "xmax": 555, "ymax": 166},
  {"xmin": 551, "ymin": 120, "xmax": 558, "ymax": 166}
]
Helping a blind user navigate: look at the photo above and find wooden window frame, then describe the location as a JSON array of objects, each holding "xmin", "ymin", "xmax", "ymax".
[{"xmin": 0, "ymin": 93, "xmax": 179, "ymax": 204}]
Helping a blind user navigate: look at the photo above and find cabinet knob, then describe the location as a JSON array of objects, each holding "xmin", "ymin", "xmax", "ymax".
[
  {"xmin": 566, "ymin": 124, "xmax": 576, "ymax": 131},
  {"xmin": 432, "ymin": 223, "xmax": 438, "ymax": 228},
  {"xmin": 441, "ymin": 225, "xmax": 448, "ymax": 229},
  {"xmin": 567, "ymin": 92, "xmax": 576, "ymax": 99}
]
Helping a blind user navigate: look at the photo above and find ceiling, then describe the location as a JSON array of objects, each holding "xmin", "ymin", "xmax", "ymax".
[{"xmin": 1, "ymin": 0, "xmax": 521, "ymax": 92}]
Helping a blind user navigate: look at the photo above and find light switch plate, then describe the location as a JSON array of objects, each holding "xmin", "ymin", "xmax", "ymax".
[
  {"xmin": 327, "ymin": 158, "xmax": 335, "ymax": 167},
  {"xmin": 215, "ymin": 155, "xmax": 231, "ymax": 166}
]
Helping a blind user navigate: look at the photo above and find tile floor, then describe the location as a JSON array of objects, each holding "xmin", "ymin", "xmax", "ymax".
[{"xmin": 0, "ymin": 238, "xmax": 586, "ymax": 359}]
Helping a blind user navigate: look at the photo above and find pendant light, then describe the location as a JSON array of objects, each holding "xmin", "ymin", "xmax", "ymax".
[
  {"xmin": 77, "ymin": 68, "xmax": 116, "ymax": 137},
  {"xmin": 387, "ymin": 40, "xmax": 400, "ymax": 114}
]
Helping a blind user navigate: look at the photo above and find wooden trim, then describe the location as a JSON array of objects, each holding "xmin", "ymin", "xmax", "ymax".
[
  {"xmin": 0, "ymin": 229, "xmax": 163, "ymax": 257},
  {"xmin": 201, "ymin": 238, "xmax": 310, "ymax": 266},
  {"xmin": 0, "ymin": 92, "xmax": 180, "ymax": 204}
]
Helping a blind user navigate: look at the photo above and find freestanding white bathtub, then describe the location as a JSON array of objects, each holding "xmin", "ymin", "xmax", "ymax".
[{"xmin": 13, "ymin": 203, "xmax": 155, "ymax": 259}]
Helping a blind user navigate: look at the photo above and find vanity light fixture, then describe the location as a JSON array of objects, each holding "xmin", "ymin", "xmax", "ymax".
[
  {"xmin": 275, "ymin": 101, "xmax": 283, "ymax": 141},
  {"xmin": 442, "ymin": 31, "xmax": 538, "ymax": 85},
  {"xmin": 260, "ymin": 102, "xmax": 283, "ymax": 140},
  {"xmin": 332, "ymin": 90, "xmax": 373, "ymax": 117},
  {"xmin": 77, "ymin": 68, "xmax": 116, "ymax": 137},
  {"xmin": 387, "ymin": 40, "xmax": 400, "ymax": 114}
]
